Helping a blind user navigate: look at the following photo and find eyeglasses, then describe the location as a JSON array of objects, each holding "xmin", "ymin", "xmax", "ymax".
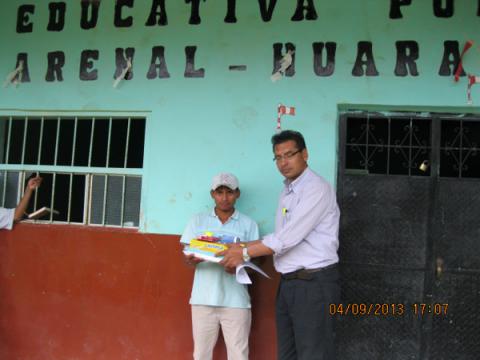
[{"xmin": 273, "ymin": 149, "xmax": 301, "ymax": 162}]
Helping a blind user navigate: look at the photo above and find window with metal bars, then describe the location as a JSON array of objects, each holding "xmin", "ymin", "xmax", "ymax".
[
  {"xmin": 440, "ymin": 118, "xmax": 480, "ymax": 178},
  {"xmin": 0, "ymin": 116, "xmax": 145, "ymax": 227},
  {"xmin": 344, "ymin": 112, "xmax": 480, "ymax": 179},
  {"xmin": 345, "ymin": 114, "xmax": 431, "ymax": 176}
]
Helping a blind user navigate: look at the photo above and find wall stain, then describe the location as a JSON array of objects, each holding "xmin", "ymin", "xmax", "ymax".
[{"xmin": 233, "ymin": 106, "xmax": 258, "ymax": 130}]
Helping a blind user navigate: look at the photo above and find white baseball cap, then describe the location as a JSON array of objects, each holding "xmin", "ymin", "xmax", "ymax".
[{"xmin": 211, "ymin": 172, "xmax": 239, "ymax": 190}]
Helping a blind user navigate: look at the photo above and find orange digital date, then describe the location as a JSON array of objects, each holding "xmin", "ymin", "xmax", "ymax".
[
  {"xmin": 329, "ymin": 303, "xmax": 449, "ymax": 316},
  {"xmin": 329, "ymin": 303, "xmax": 406, "ymax": 316}
]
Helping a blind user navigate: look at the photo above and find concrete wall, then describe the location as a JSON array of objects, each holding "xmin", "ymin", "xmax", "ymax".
[{"xmin": 1, "ymin": 1, "xmax": 478, "ymax": 234}]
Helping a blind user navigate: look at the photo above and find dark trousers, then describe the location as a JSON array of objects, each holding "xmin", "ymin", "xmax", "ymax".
[{"xmin": 276, "ymin": 266, "xmax": 340, "ymax": 360}]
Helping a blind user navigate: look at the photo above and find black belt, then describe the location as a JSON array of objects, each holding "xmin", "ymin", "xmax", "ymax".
[{"xmin": 281, "ymin": 264, "xmax": 338, "ymax": 280}]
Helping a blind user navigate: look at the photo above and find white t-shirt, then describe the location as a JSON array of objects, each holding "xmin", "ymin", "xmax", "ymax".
[{"xmin": 0, "ymin": 208, "xmax": 15, "ymax": 230}]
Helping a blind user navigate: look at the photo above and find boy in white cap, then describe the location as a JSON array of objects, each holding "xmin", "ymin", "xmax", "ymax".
[
  {"xmin": 0, "ymin": 175, "xmax": 42, "ymax": 230},
  {"xmin": 180, "ymin": 172, "xmax": 259, "ymax": 360}
]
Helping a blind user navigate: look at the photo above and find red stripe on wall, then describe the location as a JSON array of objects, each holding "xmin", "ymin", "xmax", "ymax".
[{"xmin": 0, "ymin": 224, "xmax": 278, "ymax": 359}]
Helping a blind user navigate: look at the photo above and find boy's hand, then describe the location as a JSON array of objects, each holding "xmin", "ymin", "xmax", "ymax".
[{"xmin": 183, "ymin": 253, "xmax": 204, "ymax": 267}]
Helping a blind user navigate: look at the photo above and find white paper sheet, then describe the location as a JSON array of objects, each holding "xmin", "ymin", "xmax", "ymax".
[
  {"xmin": 235, "ymin": 261, "xmax": 270, "ymax": 284},
  {"xmin": 183, "ymin": 249, "xmax": 270, "ymax": 284}
]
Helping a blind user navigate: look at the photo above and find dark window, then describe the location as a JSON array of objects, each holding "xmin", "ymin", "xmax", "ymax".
[
  {"xmin": 8, "ymin": 118, "xmax": 25, "ymax": 164},
  {"xmin": 57, "ymin": 119, "xmax": 75, "ymax": 166},
  {"xmin": 2, "ymin": 116, "xmax": 145, "ymax": 169},
  {"xmin": 74, "ymin": 119, "xmax": 92, "ymax": 166},
  {"xmin": 345, "ymin": 115, "xmax": 431, "ymax": 176},
  {"xmin": 440, "ymin": 119, "xmax": 480, "ymax": 178},
  {"xmin": 345, "ymin": 112, "xmax": 480, "ymax": 179},
  {"xmin": 127, "ymin": 119, "xmax": 145, "ymax": 168},
  {"xmin": 24, "ymin": 118, "xmax": 41, "ymax": 165},
  {"xmin": 40, "ymin": 118, "xmax": 58, "ymax": 165},
  {"xmin": 108, "ymin": 119, "xmax": 128, "ymax": 167},
  {"xmin": 91, "ymin": 118, "xmax": 109, "ymax": 167}
]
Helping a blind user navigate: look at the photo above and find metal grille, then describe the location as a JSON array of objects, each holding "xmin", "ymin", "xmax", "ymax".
[
  {"xmin": 433, "ymin": 180, "xmax": 480, "ymax": 270},
  {"xmin": 0, "ymin": 170, "xmax": 141, "ymax": 227},
  {"xmin": 440, "ymin": 119, "xmax": 480, "ymax": 178},
  {"xmin": 345, "ymin": 113, "xmax": 480, "ymax": 179},
  {"xmin": 430, "ymin": 273, "xmax": 480, "ymax": 360},
  {"xmin": 105, "ymin": 175, "xmax": 123, "ymax": 226},
  {"xmin": 338, "ymin": 111, "xmax": 480, "ymax": 359},
  {"xmin": 337, "ymin": 266, "xmax": 424, "ymax": 360},
  {"xmin": 428, "ymin": 179, "xmax": 480, "ymax": 359},
  {"xmin": 346, "ymin": 115, "xmax": 431, "ymax": 176},
  {"xmin": 123, "ymin": 176, "xmax": 141, "ymax": 227},
  {"xmin": 0, "ymin": 115, "xmax": 145, "ymax": 228},
  {"xmin": 339, "ymin": 175, "xmax": 429, "ymax": 268},
  {"xmin": 337, "ymin": 175, "xmax": 427, "ymax": 359},
  {"xmin": 0, "ymin": 116, "xmax": 145, "ymax": 168},
  {"xmin": 90, "ymin": 174, "xmax": 106, "ymax": 225},
  {"xmin": 89, "ymin": 174, "xmax": 141, "ymax": 227}
]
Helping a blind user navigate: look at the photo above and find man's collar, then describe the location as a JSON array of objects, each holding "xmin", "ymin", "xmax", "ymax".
[
  {"xmin": 210, "ymin": 208, "xmax": 239, "ymax": 221},
  {"xmin": 284, "ymin": 167, "xmax": 310, "ymax": 193}
]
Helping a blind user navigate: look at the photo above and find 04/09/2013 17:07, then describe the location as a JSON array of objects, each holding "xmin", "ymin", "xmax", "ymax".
[{"xmin": 329, "ymin": 303, "xmax": 449, "ymax": 317}]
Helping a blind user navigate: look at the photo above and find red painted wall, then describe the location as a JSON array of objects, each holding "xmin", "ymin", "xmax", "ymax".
[{"xmin": 0, "ymin": 224, "xmax": 278, "ymax": 359}]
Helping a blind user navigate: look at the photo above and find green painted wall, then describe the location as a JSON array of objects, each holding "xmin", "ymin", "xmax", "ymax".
[{"xmin": 1, "ymin": 0, "xmax": 479, "ymax": 234}]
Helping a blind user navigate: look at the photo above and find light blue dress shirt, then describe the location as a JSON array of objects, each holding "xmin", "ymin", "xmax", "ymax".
[
  {"xmin": 262, "ymin": 167, "xmax": 340, "ymax": 274},
  {"xmin": 180, "ymin": 209, "xmax": 259, "ymax": 308}
]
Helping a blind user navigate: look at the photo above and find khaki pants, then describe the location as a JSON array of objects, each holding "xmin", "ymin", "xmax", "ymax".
[{"xmin": 191, "ymin": 305, "xmax": 251, "ymax": 360}]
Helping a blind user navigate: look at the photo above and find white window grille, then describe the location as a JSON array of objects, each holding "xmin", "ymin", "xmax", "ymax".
[{"xmin": 0, "ymin": 116, "xmax": 145, "ymax": 228}]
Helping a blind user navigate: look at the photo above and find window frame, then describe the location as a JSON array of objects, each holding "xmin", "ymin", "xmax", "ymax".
[
  {"xmin": 340, "ymin": 110, "xmax": 480, "ymax": 180},
  {"xmin": 0, "ymin": 110, "xmax": 148, "ymax": 228}
]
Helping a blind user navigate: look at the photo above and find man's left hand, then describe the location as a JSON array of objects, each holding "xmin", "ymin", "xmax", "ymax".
[{"xmin": 218, "ymin": 246, "xmax": 244, "ymax": 269}]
